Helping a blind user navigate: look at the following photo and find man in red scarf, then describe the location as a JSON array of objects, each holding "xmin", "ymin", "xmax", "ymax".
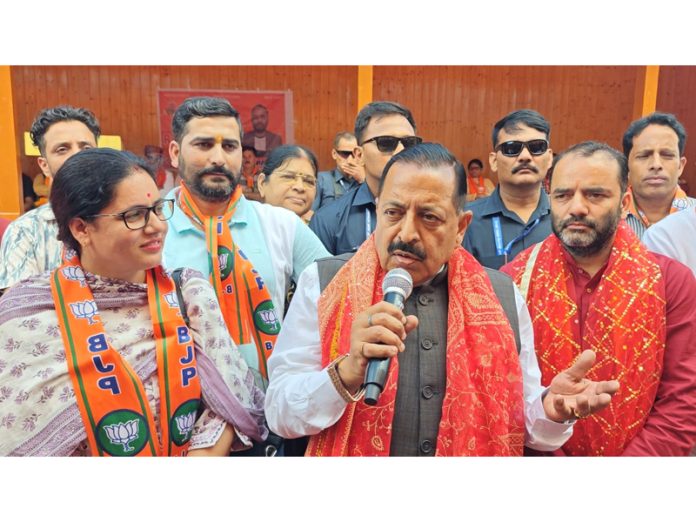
[
  {"xmin": 502, "ymin": 141, "xmax": 696, "ymax": 456},
  {"xmin": 265, "ymin": 143, "xmax": 619, "ymax": 456}
]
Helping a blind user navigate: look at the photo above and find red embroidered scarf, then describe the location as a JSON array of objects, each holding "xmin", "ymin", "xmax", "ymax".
[
  {"xmin": 503, "ymin": 222, "xmax": 666, "ymax": 455},
  {"xmin": 306, "ymin": 237, "xmax": 524, "ymax": 456}
]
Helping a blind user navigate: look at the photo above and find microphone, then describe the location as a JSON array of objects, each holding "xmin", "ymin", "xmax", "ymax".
[{"xmin": 363, "ymin": 268, "xmax": 414, "ymax": 405}]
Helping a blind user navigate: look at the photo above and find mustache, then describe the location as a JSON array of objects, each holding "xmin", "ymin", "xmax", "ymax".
[
  {"xmin": 387, "ymin": 240, "xmax": 426, "ymax": 261},
  {"xmin": 512, "ymin": 163, "xmax": 539, "ymax": 174},
  {"xmin": 195, "ymin": 166, "xmax": 236, "ymax": 180},
  {"xmin": 560, "ymin": 216, "xmax": 597, "ymax": 229}
]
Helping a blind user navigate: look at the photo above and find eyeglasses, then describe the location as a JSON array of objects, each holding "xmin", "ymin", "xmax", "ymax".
[
  {"xmin": 495, "ymin": 139, "xmax": 549, "ymax": 157},
  {"xmin": 361, "ymin": 135, "xmax": 423, "ymax": 153},
  {"xmin": 335, "ymin": 150, "xmax": 355, "ymax": 159},
  {"xmin": 275, "ymin": 172, "xmax": 317, "ymax": 188},
  {"xmin": 88, "ymin": 199, "xmax": 175, "ymax": 230}
]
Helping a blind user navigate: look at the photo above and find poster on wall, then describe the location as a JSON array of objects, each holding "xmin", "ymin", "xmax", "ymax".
[{"xmin": 157, "ymin": 88, "xmax": 294, "ymax": 168}]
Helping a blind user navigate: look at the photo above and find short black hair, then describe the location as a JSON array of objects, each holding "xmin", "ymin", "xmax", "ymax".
[
  {"xmin": 622, "ymin": 111, "xmax": 687, "ymax": 157},
  {"xmin": 550, "ymin": 141, "xmax": 628, "ymax": 194},
  {"xmin": 333, "ymin": 131, "xmax": 356, "ymax": 149},
  {"xmin": 261, "ymin": 144, "xmax": 319, "ymax": 177},
  {"xmin": 50, "ymin": 148, "xmax": 154, "ymax": 254},
  {"xmin": 378, "ymin": 142, "xmax": 467, "ymax": 210},
  {"xmin": 171, "ymin": 96, "xmax": 243, "ymax": 143},
  {"xmin": 467, "ymin": 158, "xmax": 483, "ymax": 170},
  {"xmin": 30, "ymin": 105, "xmax": 101, "ymax": 156},
  {"xmin": 242, "ymin": 145, "xmax": 258, "ymax": 156},
  {"xmin": 354, "ymin": 101, "xmax": 416, "ymax": 145},
  {"xmin": 492, "ymin": 109, "xmax": 550, "ymax": 148}
]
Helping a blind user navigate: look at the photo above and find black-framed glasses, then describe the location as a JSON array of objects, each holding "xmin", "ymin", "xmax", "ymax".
[
  {"xmin": 495, "ymin": 139, "xmax": 549, "ymax": 157},
  {"xmin": 88, "ymin": 199, "xmax": 175, "ymax": 230},
  {"xmin": 335, "ymin": 149, "xmax": 355, "ymax": 159},
  {"xmin": 361, "ymin": 135, "xmax": 423, "ymax": 153}
]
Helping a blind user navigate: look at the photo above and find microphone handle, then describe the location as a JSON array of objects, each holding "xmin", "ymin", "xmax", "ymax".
[{"xmin": 363, "ymin": 291, "xmax": 406, "ymax": 405}]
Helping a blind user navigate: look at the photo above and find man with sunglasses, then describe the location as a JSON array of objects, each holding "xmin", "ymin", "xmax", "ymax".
[
  {"xmin": 463, "ymin": 109, "xmax": 553, "ymax": 269},
  {"xmin": 312, "ymin": 131, "xmax": 365, "ymax": 211},
  {"xmin": 309, "ymin": 101, "xmax": 422, "ymax": 255},
  {"xmin": 0, "ymin": 105, "xmax": 101, "ymax": 292}
]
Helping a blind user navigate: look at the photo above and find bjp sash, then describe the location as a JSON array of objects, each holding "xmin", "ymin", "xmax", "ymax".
[
  {"xmin": 178, "ymin": 184, "xmax": 280, "ymax": 381},
  {"xmin": 50, "ymin": 253, "xmax": 201, "ymax": 456},
  {"xmin": 627, "ymin": 186, "xmax": 694, "ymax": 228},
  {"xmin": 306, "ymin": 237, "xmax": 525, "ymax": 456},
  {"xmin": 503, "ymin": 222, "xmax": 666, "ymax": 455}
]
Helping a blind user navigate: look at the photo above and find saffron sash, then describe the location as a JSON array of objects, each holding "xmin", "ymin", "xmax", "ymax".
[
  {"xmin": 50, "ymin": 254, "xmax": 201, "ymax": 456},
  {"xmin": 503, "ymin": 222, "xmax": 666, "ymax": 455},
  {"xmin": 306, "ymin": 237, "xmax": 524, "ymax": 456},
  {"xmin": 178, "ymin": 184, "xmax": 280, "ymax": 381},
  {"xmin": 628, "ymin": 186, "xmax": 693, "ymax": 228}
]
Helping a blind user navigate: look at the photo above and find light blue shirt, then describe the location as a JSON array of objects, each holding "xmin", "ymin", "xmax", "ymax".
[{"xmin": 163, "ymin": 189, "xmax": 329, "ymax": 384}]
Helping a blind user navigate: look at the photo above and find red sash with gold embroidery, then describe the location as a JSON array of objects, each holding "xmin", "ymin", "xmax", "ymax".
[
  {"xmin": 50, "ymin": 254, "xmax": 201, "ymax": 456},
  {"xmin": 178, "ymin": 184, "xmax": 279, "ymax": 381},
  {"xmin": 503, "ymin": 222, "xmax": 666, "ymax": 455},
  {"xmin": 306, "ymin": 237, "xmax": 524, "ymax": 456}
]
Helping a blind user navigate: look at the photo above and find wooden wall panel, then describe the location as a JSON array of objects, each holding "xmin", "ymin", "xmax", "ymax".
[
  {"xmin": 656, "ymin": 66, "xmax": 696, "ymax": 197},
  {"xmin": 11, "ymin": 66, "xmax": 359, "ymax": 177},
  {"xmin": 373, "ymin": 66, "xmax": 641, "ymax": 184}
]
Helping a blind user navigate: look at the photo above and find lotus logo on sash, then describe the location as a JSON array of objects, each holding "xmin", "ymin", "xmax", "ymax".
[
  {"xmin": 61, "ymin": 266, "xmax": 87, "ymax": 287},
  {"xmin": 174, "ymin": 411, "xmax": 196, "ymax": 438},
  {"xmin": 103, "ymin": 419, "xmax": 140, "ymax": 452},
  {"xmin": 70, "ymin": 300, "xmax": 99, "ymax": 325},
  {"xmin": 170, "ymin": 399, "xmax": 201, "ymax": 446},
  {"xmin": 253, "ymin": 300, "xmax": 281, "ymax": 335},
  {"xmin": 216, "ymin": 246, "xmax": 233, "ymax": 280},
  {"xmin": 164, "ymin": 291, "xmax": 179, "ymax": 310}
]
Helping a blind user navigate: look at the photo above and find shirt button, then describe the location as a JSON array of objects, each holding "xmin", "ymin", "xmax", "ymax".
[
  {"xmin": 420, "ymin": 439, "xmax": 433, "ymax": 454},
  {"xmin": 586, "ymin": 288, "xmax": 593, "ymax": 294},
  {"xmin": 422, "ymin": 386, "xmax": 434, "ymax": 399},
  {"xmin": 421, "ymin": 338, "xmax": 433, "ymax": 350},
  {"xmin": 418, "ymin": 295, "xmax": 430, "ymax": 306}
]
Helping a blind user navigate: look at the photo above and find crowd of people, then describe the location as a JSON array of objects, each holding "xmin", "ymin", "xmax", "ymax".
[{"xmin": 0, "ymin": 95, "xmax": 694, "ymax": 456}]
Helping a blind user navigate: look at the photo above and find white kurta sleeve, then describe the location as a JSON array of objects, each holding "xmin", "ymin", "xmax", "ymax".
[
  {"xmin": 264, "ymin": 263, "xmax": 349, "ymax": 439},
  {"xmin": 516, "ymin": 285, "xmax": 575, "ymax": 451}
]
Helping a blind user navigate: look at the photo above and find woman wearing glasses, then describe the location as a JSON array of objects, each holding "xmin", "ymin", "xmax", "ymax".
[
  {"xmin": 257, "ymin": 145, "xmax": 319, "ymax": 224},
  {"xmin": 0, "ymin": 148, "xmax": 266, "ymax": 456}
]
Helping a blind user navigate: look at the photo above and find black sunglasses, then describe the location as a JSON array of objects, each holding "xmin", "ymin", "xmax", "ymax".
[
  {"xmin": 495, "ymin": 139, "xmax": 549, "ymax": 157},
  {"xmin": 362, "ymin": 135, "xmax": 423, "ymax": 153},
  {"xmin": 335, "ymin": 150, "xmax": 355, "ymax": 159}
]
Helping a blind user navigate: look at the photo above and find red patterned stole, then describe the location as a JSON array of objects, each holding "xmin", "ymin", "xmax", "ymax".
[
  {"xmin": 306, "ymin": 237, "xmax": 524, "ymax": 456},
  {"xmin": 503, "ymin": 222, "xmax": 666, "ymax": 455}
]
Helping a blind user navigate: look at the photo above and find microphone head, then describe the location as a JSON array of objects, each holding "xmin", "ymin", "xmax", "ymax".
[{"xmin": 382, "ymin": 268, "xmax": 414, "ymax": 300}]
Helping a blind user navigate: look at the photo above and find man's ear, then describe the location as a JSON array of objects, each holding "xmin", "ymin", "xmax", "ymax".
[
  {"xmin": 353, "ymin": 146, "xmax": 365, "ymax": 167},
  {"xmin": 620, "ymin": 190, "xmax": 631, "ymax": 219},
  {"xmin": 456, "ymin": 210, "xmax": 473, "ymax": 245},
  {"xmin": 37, "ymin": 156, "xmax": 51, "ymax": 177},
  {"xmin": 488, "ymin": 151, "xmax": 498, "ymax": 174},
  {"xmin": 169, "ymin": 140, "xmax": 181, "ymax": 169}
]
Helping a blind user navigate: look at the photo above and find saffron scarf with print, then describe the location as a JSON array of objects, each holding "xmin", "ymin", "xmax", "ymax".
[
  {"xmin": 627, "ymin": 186, "xmax": 693, "ymax": 228},
  {"xmin": 503, "ymin": 221, "xmax": 666, "ymax": 456},
  {"xmin": 178, "ymin": 184, "xmax": 280, "ymax": 380},
  {"xmin": 50, "ymin": 254, "xmax": 201, "ymax": 456},
  {"xmin": 306, "ymin": 237, "xmax": 524, "ymax": 456}
]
